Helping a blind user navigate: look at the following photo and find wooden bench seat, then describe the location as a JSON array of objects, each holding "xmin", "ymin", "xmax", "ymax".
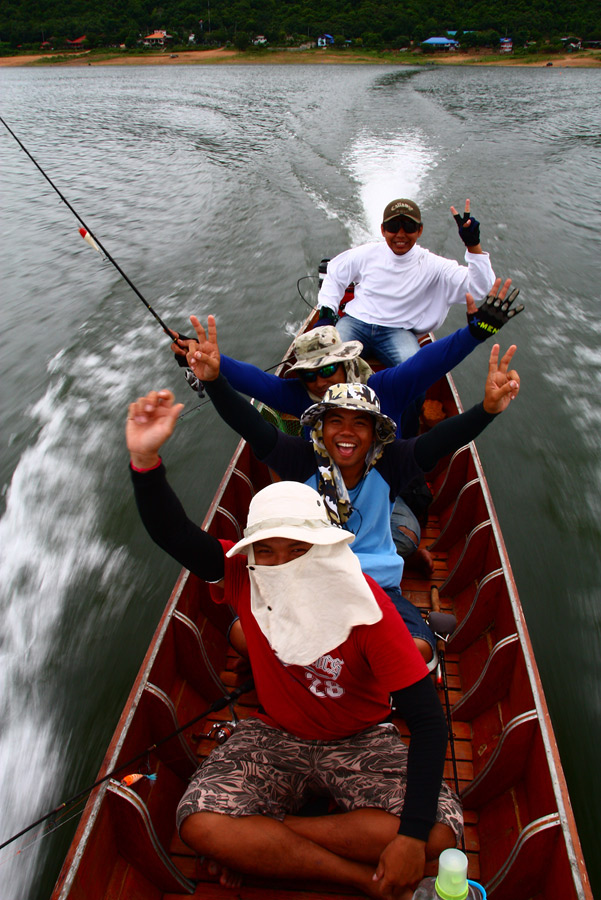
[
  {"xmin": 430, "ymin": 479, "xmax": 486, "ymax": 552},
  {"xmin": 105, "ymin": 779, "xmax": 195, "ymax": 894},
  {"xmin": 461, "ymin": 710, "xmax": 538, "ymax": 808},
  {"xmin": 484, "ymin": 813, "xmax": 562, "ymax": 900},
  {"xmin": 452, "ymin": 634, "xmax": 519, "ymax": 721}
]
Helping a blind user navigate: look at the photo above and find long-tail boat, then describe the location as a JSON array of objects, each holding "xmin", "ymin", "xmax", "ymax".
[{"xmin": 50, "ymin": 310, "xmax": 592, "ymax": 900}]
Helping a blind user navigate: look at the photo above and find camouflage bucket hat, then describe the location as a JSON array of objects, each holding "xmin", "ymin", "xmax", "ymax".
[
  {"xmin": 287, "ymin": 326, "xmax": 364, "ymax": 373},
  {"xmin": 300, "ymin": 383, "xmax": 397, "ymax": 444}
]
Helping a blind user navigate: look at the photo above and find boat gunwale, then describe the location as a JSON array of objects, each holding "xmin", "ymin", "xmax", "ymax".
[{"xmin": 50, "ymin": 319, "xmax": 592, "ymax": 900}]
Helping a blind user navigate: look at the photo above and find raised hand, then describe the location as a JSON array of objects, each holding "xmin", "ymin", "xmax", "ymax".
[
  {"xmin": 483, "ymin": 344, "xmax": 520, "ymax": 415},
  {"xmin": 126, "ymin": 389, "xmax": 184, "ymax": 469},
  {"xmin": 450, "ymin": 198, "xmax": 481, "ymax": 248},
  {"xmin": 187, "ymin": 315, "xmax": 221, "ymax": 382},
  {"xmin": 466, "ymin": 277, "xmax": 524, "ymax": 341}
]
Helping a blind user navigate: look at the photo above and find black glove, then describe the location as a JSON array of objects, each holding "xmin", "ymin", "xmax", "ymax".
[
  {"xmin": 453, "ymin": 211, "xmax": 481, "ymax": 247},
  {"xmin": 173, "ymin": 332, "xmax": 194, "ymax": 368},
  {"xmin": 313, "ymin": 307, "xmax": 338, "ymax": 329},
  {"xmin": 467, "ymin": 288, "xmax": 524, "ymax": 341}
]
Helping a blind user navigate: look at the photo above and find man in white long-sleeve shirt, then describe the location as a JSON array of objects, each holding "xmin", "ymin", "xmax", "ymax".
[{"xmin": 317, "ymin": 198, "xmax": 496, "ymax": 370}]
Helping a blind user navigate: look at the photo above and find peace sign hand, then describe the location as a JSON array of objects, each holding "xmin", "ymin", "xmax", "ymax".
[
  {"xmin": 483, "ymin": 344, "xmax": 520, "ymax": 415},
  {"xmin": 450, "ymin": 198, "xmax": 481, "ymax": 247},
  {"xmin": 186, "ymin": 315, "xmax": 221, "ymax": 382}
]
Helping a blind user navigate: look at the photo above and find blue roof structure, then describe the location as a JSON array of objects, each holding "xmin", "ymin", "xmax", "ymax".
[{"xmin": 422, "ymin": 36, "xmax": 459, "ymax": 46}]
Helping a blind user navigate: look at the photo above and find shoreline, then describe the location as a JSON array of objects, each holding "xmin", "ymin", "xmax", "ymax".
[{"xmin": 1, "ymin": 47, "xmax": 600, "ymax": 68}]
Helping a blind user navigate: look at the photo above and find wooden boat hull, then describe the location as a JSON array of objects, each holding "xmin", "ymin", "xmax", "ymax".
[{"xmin": 51, "ymin": 330, "xmax": 591, "ymax": 900}]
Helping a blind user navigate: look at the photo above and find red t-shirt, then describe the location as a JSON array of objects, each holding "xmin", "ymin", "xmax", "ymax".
[{"xmin": 214, "ymin": 540, "xmax": 428, "ymax": 740}]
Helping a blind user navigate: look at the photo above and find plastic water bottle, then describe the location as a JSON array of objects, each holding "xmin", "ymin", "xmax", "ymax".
[{"xmin": 412, "ymin": 848, "xmax": 486, "ymax": 899}]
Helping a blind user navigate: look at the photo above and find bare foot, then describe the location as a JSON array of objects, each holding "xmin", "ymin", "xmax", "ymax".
[
  {"xmin": 231, "ymin": 655, "xmax": 252, "ymax": 675},
  {"xmin": 361, "ymin": 872, "xmax": 414, "ymax": 900},
  {"xmin": 207, "ymin": 860, "xmax": 244, "ymax": 888},
  {"xmin": 405, "ymin": 547, "xmax": 434, "ymax": 577}
]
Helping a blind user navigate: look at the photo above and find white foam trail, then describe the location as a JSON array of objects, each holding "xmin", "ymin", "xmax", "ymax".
[
  {"xmin": 343, "ymin": 130, "xmax": 437, "ymax": 244},
  {"xmin": 0, "ymin": 333, "xmax": 144, "ymax": 899}
]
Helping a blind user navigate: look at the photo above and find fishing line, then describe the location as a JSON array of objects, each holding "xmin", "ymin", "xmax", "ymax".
[
  {"xmin": 178, "ymin": 356, "xmax": 296, "ymax": 418},
  {"xmin": 297, "ymin": 274, "xmax": 319, "ymax": 310},
  {"xmin": 0, "ymin": 116, "xmax": 178, "ymax": 341},
  {"xmin": 0, "ymin": 678, "xmax": 253, "ymax": 855},
  {"xmin": 429, "ymin": 586, "xmax": 465, "ymax": 851}
]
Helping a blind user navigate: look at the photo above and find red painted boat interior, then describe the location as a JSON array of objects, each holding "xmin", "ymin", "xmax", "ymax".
[{"xmin": 51, "ymin": 341, "xmax": 592, "ymax": 900}]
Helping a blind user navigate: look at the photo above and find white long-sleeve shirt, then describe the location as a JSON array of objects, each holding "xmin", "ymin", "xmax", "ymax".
[{"xmin": 318, "ymin": 241, "xmax": 495, "ymax": 333}]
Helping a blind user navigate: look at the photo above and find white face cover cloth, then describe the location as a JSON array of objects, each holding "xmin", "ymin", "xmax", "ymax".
[{"xmin": 247, "ymin": 541, "xmax": 382, "ymax": 666}]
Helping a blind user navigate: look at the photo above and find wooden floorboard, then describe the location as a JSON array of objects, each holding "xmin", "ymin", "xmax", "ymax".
[{"xmin": 173, "ymin": 506, "xmax": 482, "ymax": 896}]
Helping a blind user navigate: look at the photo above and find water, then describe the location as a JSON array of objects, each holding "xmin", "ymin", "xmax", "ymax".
[{"xmin": 1, "ymin": 64, "xmax": 600, "ymax": 899}]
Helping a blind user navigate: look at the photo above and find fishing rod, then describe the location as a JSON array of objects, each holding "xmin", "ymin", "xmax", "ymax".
[
  {"xmin": 0, "ymin": 116, "xmax": 178, "ymax": 342},
  {"xmin": 0, "ymin": 677, "xmax": 253, "ymax": 854},
  {"xmin": 427, "ymin": 586, "xmax": 464, "ymax": 849}
]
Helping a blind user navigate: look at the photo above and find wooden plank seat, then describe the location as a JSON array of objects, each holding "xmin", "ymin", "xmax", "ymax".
[
  {"xmin": 447, "ymin": 569, "xmax": 505, "ymax": 653},
  {"xmin": 430, "ymin": 479, "xmax": 486, "ymax": 552},
  {"xmin": 452, "ymin": 634, "xmax": 519, "ymax": 721},
  {"xmin": 166, "ymin": 888, "xmax": 362, "ymax": 899},
  {"xmin": 139, "ymin": 683, "xmax": 200, "ymax": 780},
  {"xmin": 484, "ymin": 813, "xmax": 562, "ymax": 900},
  {"xmin": 212, "ymin": 505, "xmax": 243, "ymax": 543},
  {"xmin": 461, "ymin": 710, "xmax": 539, "ymax": 808},
  {"xmin": 105, "ymin": 779, "xmax": 195, "ymax": 894},
  {"xmin": 439, "ymin": 521, "xmax": 493, "ymax": 597},
  {"xmin": 429, "ymin": 446, "xmax": 474, "ymax": 516},
  {"xmin": 172, "ymin": 611, "xmax": 229, "ymax": 700}
]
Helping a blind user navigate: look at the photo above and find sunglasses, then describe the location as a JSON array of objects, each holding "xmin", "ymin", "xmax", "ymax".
[
  {"xmin": 382, "ymin": 215, "xmax": 420, "ymax": 235},
  {"xmin": 298, "ymin": 363, "xmax": 341, "ymax": 382}
]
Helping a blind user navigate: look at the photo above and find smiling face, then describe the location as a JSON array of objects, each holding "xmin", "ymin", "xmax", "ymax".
[
  {"xmin": 322, "ymin": 408, "xmax": 375, "ymax": 487},
  {"xmin": 381, "ymin": 219, "xmax": 423, "ymax": 256},
  {"xmin": 252, "ymin": 537, "xmax": 312, "ymax": 566}
]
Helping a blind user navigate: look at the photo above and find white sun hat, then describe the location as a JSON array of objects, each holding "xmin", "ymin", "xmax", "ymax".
[{"xmin": 226, "ymin": 481, "xmax": 354, "ymax": 557}]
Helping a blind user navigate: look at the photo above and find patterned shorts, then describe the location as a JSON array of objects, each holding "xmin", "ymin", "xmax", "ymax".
[{"xmin": 177, "ymin": 718, "xmax": 463, "ymax": 843}]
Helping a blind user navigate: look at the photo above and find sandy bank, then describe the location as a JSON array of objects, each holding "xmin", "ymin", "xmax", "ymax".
[{"xmin": 1, "ymin": 47, "xmax": 600, "ymax": 68}]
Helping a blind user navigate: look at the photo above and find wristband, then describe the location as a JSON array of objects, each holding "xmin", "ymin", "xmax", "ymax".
[{"xmin": 130, "ymin": 457, "xmax": 162, "ymax": 473}]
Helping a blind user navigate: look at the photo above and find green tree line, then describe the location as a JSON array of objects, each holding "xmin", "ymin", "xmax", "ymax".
[{"xmin": 1, "ymin": 0, "xmax": 599, "ymax": 50}]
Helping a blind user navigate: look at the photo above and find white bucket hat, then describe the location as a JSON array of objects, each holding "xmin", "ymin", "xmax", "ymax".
[{"xmin": 226, "ymin": 481, "xmax": 354, "ymax": 557}]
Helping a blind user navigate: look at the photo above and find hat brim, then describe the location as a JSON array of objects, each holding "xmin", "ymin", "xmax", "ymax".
[
  {"xmin": 382, "ymin": 214, "xmax": 421, "ymax": 225},
  {"xmin": 300, "ymin": 400, "xmax": 397, "ymax": 442},
  {"xmin": 226, "ymin": 523, "xmax": 354, "ymax": 557},
  {"xmin": 287, "ymin": 340, "xmax": 364, "ymax": 373}
]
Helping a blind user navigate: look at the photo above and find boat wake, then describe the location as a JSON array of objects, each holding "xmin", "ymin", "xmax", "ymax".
[
  {"xmin": 343, "ymin": 130, "xmax": 438, "ymax": 242},
  {"xmin": 0, "ymin": 322, "xmax": 158, "ymax": 899}
]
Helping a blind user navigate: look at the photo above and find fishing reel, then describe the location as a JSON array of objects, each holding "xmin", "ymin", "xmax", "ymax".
[
  {"xmin": 207, "ymin": 720, "xmax": 238, "ymax": 744},
  {"xmin": 195, "ymin": 703, "xmax": 240, "ymax": 745},
  {"xmin": 184, "ymin": 368, "xmax": 205, "ymax": 397}
]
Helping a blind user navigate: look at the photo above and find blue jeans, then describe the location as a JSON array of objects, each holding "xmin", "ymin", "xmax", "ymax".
[
  {"xmin": 337, "ymin": 314, "xmax": 424, "ymax": 436},
  {"xmin": 336, "ymin": 314, "xmax": 421, "ymax": 367},
  {"xmin": 385, "ymin": 585, "xmax": 435, "ymax": 652},
  {"xmin": 390, "ymin": 497, "xmax": 421, "ymax": 559}
]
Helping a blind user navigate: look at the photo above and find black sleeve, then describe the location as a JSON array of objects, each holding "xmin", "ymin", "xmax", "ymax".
[
  {"xmin": 204, "ymin": 374, "xmax": 278, "ymax": 460},
  {"xmin": 131, "ymin": 463, "xmax": 225, "ymax": 582},
  {"xmin": 390, "ymin": 676, "xmax": 448, "ymax": 842},
  {"xmin": 414, "ymin": 402, "xmax": 497, "ymax": 472}
]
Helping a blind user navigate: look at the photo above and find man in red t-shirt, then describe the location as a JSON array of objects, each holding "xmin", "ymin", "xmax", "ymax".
[{"xmin": 127, "ymin": 391, "xmax": 462, "ymax": 898}]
